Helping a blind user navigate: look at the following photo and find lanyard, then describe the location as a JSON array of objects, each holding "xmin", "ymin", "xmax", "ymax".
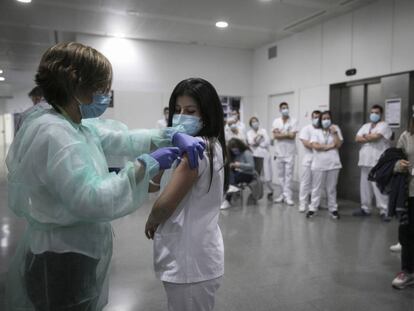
[{"xmin": 322, "ymin": 130, "xmax": 330, "ymax": 145}]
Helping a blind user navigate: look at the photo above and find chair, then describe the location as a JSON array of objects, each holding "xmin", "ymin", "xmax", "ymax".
[{"xmin": 233, "ymin": 159, "xmax": 264, "ymax": 207}]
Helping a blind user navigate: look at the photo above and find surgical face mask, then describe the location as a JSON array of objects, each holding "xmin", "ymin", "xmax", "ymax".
[
  {"xmin": 227, "ymin": 116, "xmax": 237, "ymax": 123},
  {"xmin": 251, "ymin": 121, "xmax": 259, "ymax": 130},
  {"xmin": 230, "ymin": 123, "xmax": 238, "ymax": 130},
  {"xmin": 281, "ymin": 108, "xmax": 289, "ymax": 117},
  {"xmin": 76, "ymin": 93, "xmax": 111, "ymax": 119},
  {"xmin": 321, "ymin": 119, "xmax": 331, "ymax": 129},
  {"xmin": 370, "ymin": 113, "xmax": 381, "ymax": 123},
  {"xmin": 172, "ymin": 114, "xmax": 202, "ymax": 136},
  {"xmin": 231, "ymin": 148, "xmax": 240, "ymax": 156},
  {"xmin": 312, "ymin": 118, "xmax": 319, "ymax": 127}
]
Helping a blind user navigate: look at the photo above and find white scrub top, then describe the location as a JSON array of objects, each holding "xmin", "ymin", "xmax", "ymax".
[
  {"xmin": 157, "ymin": 118, "xmax": 167, "ymax": 129},
  {"xmin": 246, "ymin": 128, "xmax": 270, "ymax": 158},
  {"xmin": 225, "ymin": 121, "xmax": 246, "ymax": 142},
  {"xmin": 154, "ymin": 142, "xmax": 225, "ymax": 284},
  {"xmin": 272, "ymin": 117, "xmax": 298, "ymax": 157},
  {"xmin": 356, "ymin": 121, "xmax": 392, "ymax": 167},
  {"xmin": 299, "ymin": 124, "xmax": 317, "ymax": 167},
  {"xmin": 310, "ymin": 125, "xmax": 343, "ymax": 171}
]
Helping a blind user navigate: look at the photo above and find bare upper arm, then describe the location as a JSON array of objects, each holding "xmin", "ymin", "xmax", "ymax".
[{"xmin": 153, "ymin": 155, "xmax": 199, "ymax": 212}]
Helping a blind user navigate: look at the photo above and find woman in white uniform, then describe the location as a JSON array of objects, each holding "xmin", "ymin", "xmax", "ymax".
[
  {"xmin": 145, "ymin": 78, "xmax": 228, "ymax": 311},
  {"xmin": 246, "ymin": 116, "xmax": 273, "ymax": 199},
  {"xmin": 298, "ymin": 110, "xmax": 321, "ymax": 212},
  {"xmin": 306, "ymin": 111, "xmax": 343, "ymax": 219},
  {"xmin": 6, "ymin": 43, "xmax": 204, "ymax": 311},
  {"xmin": 353, "ymin": 104, "xmax": 392, "ymax": 221}
]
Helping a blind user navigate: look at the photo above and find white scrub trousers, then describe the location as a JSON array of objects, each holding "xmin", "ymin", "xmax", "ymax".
[
  {"xmin": 276, "ymin": 156, "xmax": 294, "ymax": 200},
  {"xmin": 163, "ymin": 277, "xmax": 222, "ymax": 311},
  {"xmin": 299, "ymin": 165, "xmax": 312, "ymax": 208},
  {"xmin": 308, "ymin": 169, "xmax": 340, "ymax": 212},
  {"xmin": 360, "ymin": 166, "xmax": 388, "ymax": 214}
]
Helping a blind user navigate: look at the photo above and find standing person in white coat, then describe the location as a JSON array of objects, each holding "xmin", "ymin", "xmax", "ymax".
[
  {"xmin": 156, "ymin": 107, "xmax": 169, "ymax": 129},
  {"xmin": 306, "ymin": 111, "xmax": 343, "ymax": 219},
  {"xmin": 247, "ymin": 116, "xmax": 274, "ymax": 200},
  {"xmin": 353, "ymin": 105, "xmax": 392, "ymax": 221},
  {"xmin": 272, "ymin": 102, "xmax": 298, "ymax": 205},
  {"xmin": 298, "ymin": 110, "xmax": 321, "ymax": 212},
  {"xmin": 145, "ymin": 78, "xmax": 229, "ymax": 311},
  {"xmin": 225, "ymin": 110, "xmax": 246, "ymax": 142}
]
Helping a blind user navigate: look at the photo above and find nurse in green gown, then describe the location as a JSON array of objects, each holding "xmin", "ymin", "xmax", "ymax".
[{"xmin": 6, "ymin": 42, "xmax": 205, "ymax": 311}]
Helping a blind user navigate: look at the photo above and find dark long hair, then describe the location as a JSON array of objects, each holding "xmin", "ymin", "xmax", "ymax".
[
  {"xmin": 227, "ymin": 138, "xmax": 251, "ymax": 162},
  {"xmin": 167, "ymin": 78, "xmax": 229, "ymax": 191}
]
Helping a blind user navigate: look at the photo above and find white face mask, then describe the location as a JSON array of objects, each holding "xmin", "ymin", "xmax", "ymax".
[
  {"xmin": 281, "ymin": 108, "xmax": 289, "ymax": 117},
  {"xmin": 322, "ymin": 119, "xmax": 331, "ymax": 129},
  {"xmin": 312, "ymin": 118, "xmax": 319, "ymax": 127}
]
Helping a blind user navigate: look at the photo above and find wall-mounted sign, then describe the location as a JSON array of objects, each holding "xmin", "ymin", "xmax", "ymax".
[{"xmin": 385, "ymin": 98, "xmax": 401, "ymax": 128}]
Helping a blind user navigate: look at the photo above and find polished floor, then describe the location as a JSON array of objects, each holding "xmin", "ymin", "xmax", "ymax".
[{"xmin": 1, "ymin": 174, "xmax": 414, "ymax": 310}]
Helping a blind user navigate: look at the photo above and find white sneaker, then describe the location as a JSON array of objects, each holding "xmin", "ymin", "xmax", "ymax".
[
  {"xmin": 273, "ymin": 195, "xmax": 284, "ymax": 203},
  {"xmin": 299, "ymin": 205, "xmax": 306, "ymax": 213},
  {"xmin": 227, "ymin": 185, "xmax": 240, "ymax": 193},
  {"xmin": 220, "ymin": 200, "xmax": 232, "ymax": 210},
  {"xmin": 392, "ymin": 271, "xmax": 414, "ymax": 289},
  {"xmin": 390, "ymin": 243, "xmax": 402, "ymax": 253},
  {"xmin": 286, "ymin": 198, "xmax": 294, "ymax": 206}
]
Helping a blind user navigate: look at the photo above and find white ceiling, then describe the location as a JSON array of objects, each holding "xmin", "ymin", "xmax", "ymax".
[{"xmin": 0, "ymin": 0, "xmax": 376, "ymax": 72}]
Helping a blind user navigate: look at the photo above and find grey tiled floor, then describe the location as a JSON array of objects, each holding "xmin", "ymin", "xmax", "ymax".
[{"xmin": 1, "ymin": 178, "xmax": 413, "ymax": 310}]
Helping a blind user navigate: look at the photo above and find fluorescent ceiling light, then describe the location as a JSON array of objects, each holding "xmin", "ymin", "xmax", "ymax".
[
  {"xmin": 0, "ymin": 70, "xmax": 3, "ymax": 74},
  {"xmin": 113, "ymin": 33, "xmax": 126, "ymax": 38},
  {"xmin": 0, "ymin": 77, "xmax": 5, "ymax": 81},
  {"xmin": 16, "ymin": 0, "xmax": 32, "ymax": 3},
  {"xmin": 215, "ymin": 21, "xmax": 229, "ymax": 29}
]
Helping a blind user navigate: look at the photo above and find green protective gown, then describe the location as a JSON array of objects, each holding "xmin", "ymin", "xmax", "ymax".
[{"xmin": 6, "ymin": 107, "xmax": 171, "ymax": 310}]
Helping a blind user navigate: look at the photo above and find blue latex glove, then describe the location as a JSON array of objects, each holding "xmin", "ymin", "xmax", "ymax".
[
  {"xmin": 149, "ymin": 147, "xmax": 180, "ymax": 170},
  {"xmin": 172, "ymin": 132, "xmax": 206, "ymax": 169}
]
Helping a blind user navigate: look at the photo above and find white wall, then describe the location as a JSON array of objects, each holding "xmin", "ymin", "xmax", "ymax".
[
  {"xmin": 77, "ymin": 34, "xmax": 253, "ymax": 129},
  {"xmin": 252, "ymin": 0, "xmax": 414, "ymax": 182}
]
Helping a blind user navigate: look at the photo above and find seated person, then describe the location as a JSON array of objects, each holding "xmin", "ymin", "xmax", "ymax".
[{"xmin": 221, "ymin": 138, "xmax": 255, "ymax": 209}]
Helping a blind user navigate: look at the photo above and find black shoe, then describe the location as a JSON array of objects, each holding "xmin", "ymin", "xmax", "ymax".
[
  {"xmin": 380, "ymin": 213, "xmax": 392, "ymax": 222},
  {"xmin": 306, "ymin": 211, "xmax": 315, "ymax": 218},
  {"xmin": 330, "ymin": 211, "xmax": 340, "ymax": 220},
  {"xmin": 352, "ymin": 208, "xmax": 371, "ymax": 217},
  {"xmin": 267, "ymin": 192, "xmax": 273, "ymax": 200}
]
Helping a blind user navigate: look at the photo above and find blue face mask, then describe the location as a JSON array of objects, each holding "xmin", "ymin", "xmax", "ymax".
[
  {"xmin": 172, "ymin": 114, "xmax": 202, "ymax": 136},
  {"xmin": 370, "ymin": 113, "xmax": 381, "ymax": 123},
  {"xmin": 281, "ymin": 108, "xmax": 289, "ymax": 117},
  {"xmin": 76, "ymin": 93, "xmax": 111, "ymax": 119},
  {"xmin": 231, "ymin": 148, "xmax": 240, "ymax": 156},
  {"xmin": 312, "ymin": 118, "xmax": 319, "ymax": 127},
  {"xmin": 322, "ymin": 119, "xmax": 331, "ymax": 129}
]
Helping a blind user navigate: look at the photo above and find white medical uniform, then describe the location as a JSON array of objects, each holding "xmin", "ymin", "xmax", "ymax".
[
  {"xmin": 154, "ymin": 142, "xmax": 224, "ymax": 311},
  {"xmin": 308, "ymin": 126, "xmax": 343, "ymax": 212},
  {"xmin": 225, "ymin": 121, "xmax": 246, "ymax": 142},
  {"xmin": 272, "ymin": 117, "xmax": 298, "ymax": 200},
  {"xmin": 298, "ymin": 124, "xmax": 317, "ymax": 209},
  {"xmin": 157, "ymin": 118, "xmax": 168, "ymax": 129},
  {"xmin": 246, "ymin": 128, "xmax": 273, "ymax": 186},
  {"xmin": 356, "ymin": 121, "xmax": 392, "ymax": 214}
]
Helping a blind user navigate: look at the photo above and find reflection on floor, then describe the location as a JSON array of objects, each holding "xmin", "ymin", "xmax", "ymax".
[{"xmin": 1, "ymin": 177, "xmax": 414, "ymax": 310}]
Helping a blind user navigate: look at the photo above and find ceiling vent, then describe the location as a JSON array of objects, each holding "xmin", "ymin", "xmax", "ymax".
[
  {"xmin": 268, "ymin": 45, "xmax": 277, "ymax": 60},
  {"xmin": 283, "ymin": 10, "xmax": 327, "ymax": 32}
]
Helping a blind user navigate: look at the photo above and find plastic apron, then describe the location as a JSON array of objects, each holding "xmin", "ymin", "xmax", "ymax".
[{"xmin": 5, "ymin": 108, "xmax": 169, "ymax": 311}]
